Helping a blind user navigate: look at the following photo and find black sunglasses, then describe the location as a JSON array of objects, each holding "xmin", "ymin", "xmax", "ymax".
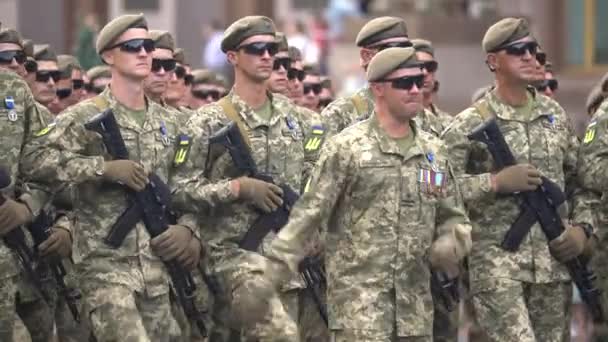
[
  {"xmin": 501, "ymin": 41, "xmax": 538, "ymax": 56},
  {"xmin": 237, "ymin": 42, "xmax": 279, "ymax": 57},
  {"xmin": 319, "ymin": 98, "xmax": 333, "ymax": 109},
  {"xmin": 536, "ymin": 52, "xmax": 547, "ymax": 66},
  {"xmin": 422, "ymin": 60, "xmax": 438, "ymax": 73},
  {"xmin": 151, "ymin": 58, "xmax": 176, "ymax": 72},
  {"xmin": 174, "ymin": 66, "xmax": 186, "ymax": 79},
  {"xmin": 273, "ymin": 57, "xmax": 291, "ymax": 71},
  {"xmin": 535, "ymin": 79, "xmax": 558, "ymax": 92},
  {"xmin": 192, "ymin": 89, "xmax": 220, "ymax": 101},
  {"xmin": 379, "ymin": 74, "xmax": 425, "ymax": 90},
  {"xmin": 303, "ymin": 82, "xmax": 322, "ymax": 95},
  {"xmin": 287, "ymin": 68, "xmax": 306, "ymax": 82},
  {"xmin": 72, "ymin": 79, "xmax": 84, "ymax": 90},
  {"xmin": 0, "ymin": 50, "xmax": 26, "ymax": 64},
  {"xmin": 107, "ymin": 38, "xmax": 155, "ymax": 54},
  {"xmin": 36, "ymin": 70, "xmax": 62, "ymax": 83},
  {"xmin": 56, "ymin": 88, "xmax": 72, "ymax": 99},
  {"xmin": 24, "ymin": 60, "xmax": 37, "ymax": 73},
  {"xmin": 370, "ymin": 41, "xmax": 413, "ymax": 51}
]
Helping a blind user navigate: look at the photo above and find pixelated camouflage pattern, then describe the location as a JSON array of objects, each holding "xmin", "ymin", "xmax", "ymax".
[
  {"xmin": 442, "ymin": 90, "xmax": 594, "ymax": 290},
  {"xmin": 267, "ymin": 114, "xmax": 472, "ymax": 337}
]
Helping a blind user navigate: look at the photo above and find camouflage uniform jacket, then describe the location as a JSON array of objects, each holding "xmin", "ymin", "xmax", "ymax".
[
  {"xmin": 441, "ymin": 90, "xmax": 595, "ymax": 290},
  {"xmin": 0, "ymin": 70, "xmax": 54, "ymax": 279},
  {"xmin": 172, "ymin": 90, "xmax": 307, "ymax": 276},
  {"xmin": 21, "ymin": 87, "xmax": 197, "ymax": 297},
  {"xmin": 321, "ymin": 85, "xmax": 374, "ymax": 136},
  {"xmin": 266, "ymin": 113, "xmax": 472, "ymax": 336},
  {"xmin": 578, "ymin": 98, "xmax": 608, "ymax": 275},
  {"xmin": 274, "ymin": 93, "xmax": 327, "ymax": 190},
  {"xmin": 415, "ymin": 108, "xmax": 450, "ymax": 137}
]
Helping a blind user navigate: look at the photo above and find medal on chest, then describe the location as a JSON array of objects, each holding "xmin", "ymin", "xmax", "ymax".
[
  {"xmin": 4, "ymin": 96, "xmax": 17, "ymax": 121},
  {"xmin": 418, "ymin": 152, "xmax": 447, "ymax": 195}
]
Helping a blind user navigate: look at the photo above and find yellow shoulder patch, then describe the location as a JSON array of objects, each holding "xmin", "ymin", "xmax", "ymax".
[
  {"xmin": 583, "ymin": 121, "xmax": 597, "ymax": 144},
  {"xmin": 304, "ymin": 125, "xmax": 326, "ymax": 152},
  {"xmin": 173, "ymin": 134, "xmax": 191, "ymax": 166}
]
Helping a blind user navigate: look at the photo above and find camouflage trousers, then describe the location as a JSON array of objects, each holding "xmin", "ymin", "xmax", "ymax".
[
  {"xmin": 330, "ymin": 329, "xmax": 431, "ymax": 342},
  {"xmin": 593, "ymin": 275, "xmax": 608, "ymax": 341},
  {"xmin": 17, "ymin": 266, "xmax": 58, "ymax": 342},
  {"xmin": 0, "ymin": 270, "xmax": 56, "ymax": 342},
  {"xmin": 55, "ymin": 294, "xmax": 93, "ymax": 342},
  {"xmin": 471, "ymin": 278, "xmax": 571, "ymax": 342},
  {"xmin": 0, "ymin": 274, "xmax": 22, "ymax": 341},
  {"xmin": 299, "ymin": 285, "xmax": 329, "ymax": 342},
  {"xmin": 210, "ymin": 251, "xmax": 299, "ymax": 342},
  {"xmin": 170, "ymin": 271, "xmax": 212, "ymax": 342},
  {"xmin": 55, "ymin": 258, "xmax": 93, "ymax": 342},
  {"xmin": 84, "ymin": 284, "xmax": 180, "ymax": 342}
]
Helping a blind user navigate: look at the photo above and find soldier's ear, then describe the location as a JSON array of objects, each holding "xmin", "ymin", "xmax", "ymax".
[
  {"xmin": 101, "ymin": 50, "xmax": 114, "ymax": 66},
  {"xmin": 369, "ymin": 82, "xmax": 383, "ymax": 97},
  {"xmin": 360, "ymin": 48, "xmax": 375, "ymax": 69},
  {"xmin": 226, "ymin": 51, "xmax": 238, "ymax": 66},
  {"xmin": 486, "ymin": 53, "xmax": 497, "ymax": 72}
]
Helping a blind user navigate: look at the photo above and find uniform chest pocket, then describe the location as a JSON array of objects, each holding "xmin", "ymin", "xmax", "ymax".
[
  {"xmin": 353, "ymin": 160, "xmax": 396, "ymax": 205},
  {"xmin": 529, "ymin": 119, "xmax": 567, "ymax": 169}
]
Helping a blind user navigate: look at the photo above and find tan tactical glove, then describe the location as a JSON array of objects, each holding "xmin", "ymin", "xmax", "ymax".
[
  {"xmin": 493, "ymin": 164, "xmax": 542, "ymax": 193},
  {"xmin": 0, "ymin": 198, "xmax": 32, "ymax": 236},
  {"xmin": 549, "ymin": 224, "xmax": 588, "ymax": 262},
  {"xmin": 236, "ymin": 176, "xmax": 283, "ymax": 213},
  {"xmin": 150, "ymin": 225, "xmax": 192, "ymax": 261},
  {"xmin": 39, "ymin": 227, "xmax": 72, "ymax": 258},
  {"xmin": 175, "ymin": 237, "xmax": 202, "ymax": 271},
  {"xmin": 102, "ymin": 160, "xmax": 148, "ymax": 191}
]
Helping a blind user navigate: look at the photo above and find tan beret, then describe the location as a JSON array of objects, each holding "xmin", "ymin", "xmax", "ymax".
[
  {"xmin": 57, "ymin": 55, "xmax": 80, "ymax": 78},
  {"xmin": 356, "ymin": 16, "xmax": 408, "ymax": 47},
  {"xmin": 221, "ymin": 16, "xmax": 275, "ymax": 53},
  {"xmin": 412, "ymin": 38, "xmax": 434, "ymax": 56},
  {"xmin": 288, "ymin": 46, "xmax": 302, "ymax": 61},
  {"xmin": 0, "ymin": 28, "xmax": 23, "ymax": 48},
  {"xmin": 22, "ymin": 39, "xmax": 34, "ymax": 57},
  {"xmin": 96, "ymin": 13, "xmax": 148, "ymax": 54},
  {"xmin": 33, "ymin": 44, "xmax": 57, "ymax": 62},
  {"xmin": 191, "ymin": 69, "xmax": 215, "ymax": 85},
  {"xmin": 482, "ymin": 17, "xmax": 531, "ymax": 53},
  {"xmin": 275, "ymin": 31, "xmax": 289, "ymax": 52},
  {"xmin": 86, "ymin": 65, "xmax": 111, "ymax": 82},
  {"xmin": 367, "ymin": 47, "xmax": 419, "ymax": 82},
  {"xmin": 173, "ymin": 48, "xmax": 185, "ymax": 64},
  {"xmin": 586, "ymin": 85, "xmax": 605, "ymax": 116},
  {"xmin": 149, "ymin": 30, "xmax": 175, "ymax": 52}
]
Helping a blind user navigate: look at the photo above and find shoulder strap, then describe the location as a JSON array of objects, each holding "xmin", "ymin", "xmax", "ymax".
[
  {"xmin": 350, "ymin": 93, "xmax": 368, "ymax": 117},
  {"xmin": 93, "ymin": 95, "xmax": 109, "ymax": 112},
  {"xmin": 217, "ymin": 97, "xmax": 251, "ymax": 147},
  {"xmin": 472, "ymin": 99, "xmax": 494, "ymax": 121}
]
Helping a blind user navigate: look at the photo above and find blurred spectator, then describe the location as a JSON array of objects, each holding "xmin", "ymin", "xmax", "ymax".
[
  {"xmin": 325, "ymin": 0, "xmax": 361, "ymax": 41},
  {"xmin": 202, "ymin": 20, "xmax": 227, "ymax": 74},
  {"xmin": 74, "ymin": 13, "xmax": 102, "ymax": 70},
  {"xmin": 310, "ymin": 14, "xmax": 331, "ymax": 74},
  {"xmin": 286, "ymin": 19, "xmax": 319, "ymax": 66}
]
